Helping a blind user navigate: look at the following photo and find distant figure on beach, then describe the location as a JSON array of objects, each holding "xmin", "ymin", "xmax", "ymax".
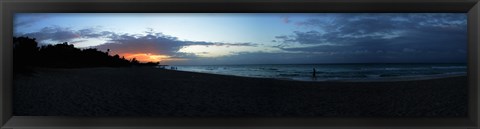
[{"xmin": 312, "ymin": 68, "xmax": 317, "ymax": 80}]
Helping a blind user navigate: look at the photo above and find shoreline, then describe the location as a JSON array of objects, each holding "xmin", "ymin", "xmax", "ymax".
[
  {"xmin": 170, "ymin": 68, "xmax": 466, "ymax": 83},
  {"xmin": 325, "ymin": 73, "xmax": 467, "ymax": 82},
  {"xmin": 14, "ymin": 67, "xmax": 468, "ymax": 117}
]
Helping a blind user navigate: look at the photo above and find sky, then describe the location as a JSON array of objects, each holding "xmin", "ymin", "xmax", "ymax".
[{"xmin": 14, "ymin": 13, "xmax": 467, "ymax": 65}]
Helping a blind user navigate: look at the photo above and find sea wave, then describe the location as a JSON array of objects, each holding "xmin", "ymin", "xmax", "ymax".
[
  {"xmin": 361, "ymin": 67, "xmax": 430, "ymax": 71},
  {"xmin": 431, "ymin": 66, "xmax": 467, "ymax": 69},
  {"xmin": 172, "ymin": 64, "xmax": 467, "ymax": 82}
]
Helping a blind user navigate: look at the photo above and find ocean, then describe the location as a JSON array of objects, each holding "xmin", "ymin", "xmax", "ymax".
[{"xmin": 168, "ymin": 63, "xmax": 467, "ymax": 81}]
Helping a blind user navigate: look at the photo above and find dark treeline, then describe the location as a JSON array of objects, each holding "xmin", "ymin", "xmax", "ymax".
[{"xmin": 14, "ymin": 37, "xmax": 159, "ymax": 70}]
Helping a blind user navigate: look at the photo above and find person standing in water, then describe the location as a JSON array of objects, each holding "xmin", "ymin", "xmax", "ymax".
[{"xmin": 312, "ymin": 68, "xmax": 317, "ymax": 80}]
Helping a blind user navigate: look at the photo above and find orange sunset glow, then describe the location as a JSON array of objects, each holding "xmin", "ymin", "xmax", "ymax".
[{"xmin": 121, "ymin": 53, "xmax": 186, "ymax": 63}]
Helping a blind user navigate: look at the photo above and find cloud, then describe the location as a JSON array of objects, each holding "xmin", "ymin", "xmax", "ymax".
[
  {"xmin": 17, "ymin": 26, "xmax": 114, "ymax": 44},
  {"xmin": 25, "ymin": 27, "xmax": 81, "ymax": 42},
  {"xmin": 16, "ymin": 26, "xmax": 256, "ymax": 58},
  {"xmin": 14, "ymin": 14, "xmax": 49, "ymax": 27},
  {"xmin": 78, "ymin": 28, "xmax": 115, "ymax": 39},
  {"xmin": 291, "ymin": 13, "xmax": 466, "ymax": 38},
  {"xmin": 283, "ymin": 16, "xmax": 290, "ymax": 24},
  {"xmin": 95, "ymin": 33, "xmax": 190, "ymax": 56},
  {"xmin": 14, "ymin": 13, "xmax": 467, "ymax": 64},
  {"xmin": 273, "ymin": 13, "xmax": 467, "ymax": 63},
  {"xmin": 95, "ymin": 32, "xmax": 256, "ymax": 57}
]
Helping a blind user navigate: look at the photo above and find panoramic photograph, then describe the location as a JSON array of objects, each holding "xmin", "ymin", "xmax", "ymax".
[{"xmin": 13, "ymin": 13, "xmax": 467, "ymax": 117}]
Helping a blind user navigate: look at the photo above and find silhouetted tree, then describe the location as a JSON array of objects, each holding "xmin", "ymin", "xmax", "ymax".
[
  {"xmin": 131, "ymin": 58, "xmax": 140, "ymax": 64},
  {"xmin": 13, "ymin": 37, "xmax": 39, "ymax": 72},
  {"xmin": 13, "ymin": 36, "xmax": 159, "ymax": 70}
]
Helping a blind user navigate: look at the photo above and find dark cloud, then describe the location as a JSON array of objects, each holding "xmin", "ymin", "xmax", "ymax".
[
  {"xmin": 20, "ymin": 27, "xmax": 81, "ymax": 43},
  {"xmin": 14, "ymin": 13, "xmax": 467, "ymax": 64},
  {"xmin": 14, "ymin": 14, "xmax": 49, "ymax": 27},
  {"xmin": 274, "ymin": 13, "xmax": 467, "ymax": 63},
  {"xmin": 17, "ymin": 26, "xmax": 114, "ymax": 44},
  {"xmin": 94, "ymin": 32, "xmax": 256, "ymax": 57},
  {"xmin": 16, "ymin": 26, "xmax": 256, "ymax": 58},
  {"xmin": 96, "ymin": 33, "xmax": 193, "ymax": 56}
]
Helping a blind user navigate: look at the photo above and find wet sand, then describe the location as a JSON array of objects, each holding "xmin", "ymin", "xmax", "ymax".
[{"xmin": 13, "ymin": 67, "xmax": 468, "ymax": 117}]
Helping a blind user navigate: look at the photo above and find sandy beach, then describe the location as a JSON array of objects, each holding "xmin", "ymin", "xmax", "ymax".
[{"xmin": 13, "ymin": 67, "xmax": 468, "ymax": 117}]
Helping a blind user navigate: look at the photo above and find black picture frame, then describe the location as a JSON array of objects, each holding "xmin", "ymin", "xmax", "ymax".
[{"xmin": 1, "ymin": 0, "xmax": 479, "ymax": 128}]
